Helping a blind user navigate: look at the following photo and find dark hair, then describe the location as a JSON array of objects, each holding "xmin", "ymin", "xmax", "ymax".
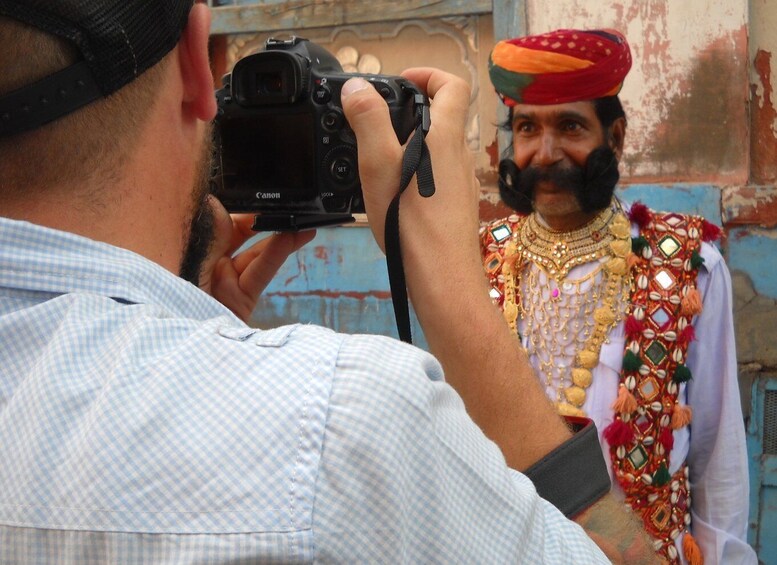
[{"xmin": 592, "ymin": 96, "xmax": 627, "ymax": 130}]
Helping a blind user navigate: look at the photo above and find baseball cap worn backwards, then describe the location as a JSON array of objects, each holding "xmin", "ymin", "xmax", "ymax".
[
  {"xmin": 489, "ymin": 29, "xmax": 632, "ymax": 106},
  {"xmin": 0, "ymin": 0, "xmax": 194, "ymax": 138}
]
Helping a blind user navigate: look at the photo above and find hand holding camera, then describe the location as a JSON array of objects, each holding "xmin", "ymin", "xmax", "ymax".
[{"xmin": 212, "ymin": 37, "xmax": 429, "ymax": 231}]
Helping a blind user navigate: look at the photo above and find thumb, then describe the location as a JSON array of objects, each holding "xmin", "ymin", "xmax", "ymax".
[{"xmin": 340, "ymin": 77, "xmax": 404, "ymax": 251}]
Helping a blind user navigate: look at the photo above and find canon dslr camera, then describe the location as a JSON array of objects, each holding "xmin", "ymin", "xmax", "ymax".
[{"xmin": 212, "ymin": 37, "xmax": 427, "ymax": 231}]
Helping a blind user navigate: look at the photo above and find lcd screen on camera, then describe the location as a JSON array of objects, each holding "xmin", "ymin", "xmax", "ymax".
[{"xmin": 219, "ymin": 112, "xmax": 317, "ymax": 200}]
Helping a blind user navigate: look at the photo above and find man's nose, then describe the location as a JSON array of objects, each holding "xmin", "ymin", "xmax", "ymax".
[{"xmin": 533, "ymin": 133, "xmax": 561, "ymax": 167}]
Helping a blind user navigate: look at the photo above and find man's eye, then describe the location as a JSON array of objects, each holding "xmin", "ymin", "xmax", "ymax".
[
  {"xmin": 561, "ymin": 121, "xmax": 583, "ymax": 132},
  {"xmin": 514, "ymin": 122, "xmax": 535, "ymax": 134}
]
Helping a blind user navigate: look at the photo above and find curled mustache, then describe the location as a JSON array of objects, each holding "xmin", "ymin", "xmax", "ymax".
[{"xmin": 498, "ymin": 146, "xmax": 620, "ymax": 215}]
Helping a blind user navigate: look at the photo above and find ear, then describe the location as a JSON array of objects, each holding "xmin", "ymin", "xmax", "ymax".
[
  {"xmin": 608, "ymin": 117, "xmax": 626, "ymax": 161},
  {"xmin": 177, "ymin": 3, "xmax": 217, "ymax": 121}
]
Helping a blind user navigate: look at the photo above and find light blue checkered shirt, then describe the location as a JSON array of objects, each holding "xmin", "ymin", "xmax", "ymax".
[{"xmin": 0, "ymin": 217, "xmax": 607, "ymax": 563}]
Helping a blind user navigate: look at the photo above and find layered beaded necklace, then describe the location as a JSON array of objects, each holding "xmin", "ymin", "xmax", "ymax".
[{"xmin": 502, "ymin": 201, "xmax": 633, "ymax": 417}]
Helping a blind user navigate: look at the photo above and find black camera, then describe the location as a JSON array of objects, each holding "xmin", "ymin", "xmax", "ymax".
[{"xmin": 211, "ymin": 37, "xmax": 428, "ymax": 231}]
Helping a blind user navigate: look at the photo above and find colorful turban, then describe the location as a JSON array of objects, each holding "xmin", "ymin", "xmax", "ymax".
[{"xmin": 489, "ymin": 29, "xmax": 632, "ymax": 106}]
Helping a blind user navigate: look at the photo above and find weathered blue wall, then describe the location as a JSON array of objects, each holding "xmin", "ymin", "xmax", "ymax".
[
  {"xmin": 249, "ymin": 226, "xmax": 428, "ymax": 346},
  {"xmin": 729, "ymin": 228, "xmax": 777, "ymax": 299},
  {"xmin": 618, "ymin": 184, "xmax": 722, "ymax": 227}
]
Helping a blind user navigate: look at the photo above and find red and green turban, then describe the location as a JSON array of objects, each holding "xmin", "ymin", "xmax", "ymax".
[{"xmin": 489, "ymin": 29, "xmax": 632, "ymax": 106}]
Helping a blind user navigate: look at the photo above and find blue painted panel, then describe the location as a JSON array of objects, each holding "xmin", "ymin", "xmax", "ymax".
[
  {"xmin": 243, "ymin": 228, "xmax": 389, "ymax": 293},
  {"xmin": 747, "ymin": 378, "xmax": 764, "ymax": 551},
  {"xmin": 728, "ymin": 228, "xmax": 777, "ymax": 299},
  {"xmin": 747, "ymin": 377, "xmax": 777, "ymax": 564},
  {"xmin": 247, "ymin": 227, "xmax": 428, "ymax": 346},
  {"xmin": 759, "ymin": 488, "xmax": 777, "ymax": 565},
  {"xmin": 617, "ymin": 184, "xmax": 722, "ymax": 225},
  {"xmin": 252, "ymin": 294, "xmax": 428, "ymax": 347}
]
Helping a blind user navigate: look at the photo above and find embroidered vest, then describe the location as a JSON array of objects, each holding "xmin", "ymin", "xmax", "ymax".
[{"xmin": 480, "ymin": 205, "xmax": 717, "ymax": 565}]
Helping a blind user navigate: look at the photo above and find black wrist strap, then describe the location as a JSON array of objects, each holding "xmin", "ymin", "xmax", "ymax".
[
  {"xmin": 384, "ymin": 92, "xmax": 433, "ymax": 344},
  {"xmin": 524, "ymin": 417, "xmax": 611, "ymax": 518}
]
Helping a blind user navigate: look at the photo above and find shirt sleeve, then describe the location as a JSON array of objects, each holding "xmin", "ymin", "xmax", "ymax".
[
  {"xmin": 685, "ymin": 243, "xmax": 757, "ymax": 564},
  {"xmin": 310, "ymin": 333, "xmax": 610, "ymax": 563}
]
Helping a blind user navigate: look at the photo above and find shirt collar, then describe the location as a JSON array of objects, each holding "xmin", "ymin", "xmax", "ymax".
[{"xmin": 0, "ymin": 217, "xmax": 237, "ymax": 322}]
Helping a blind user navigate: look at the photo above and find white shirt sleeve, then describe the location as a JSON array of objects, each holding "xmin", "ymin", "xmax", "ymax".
[{"xmin": 685, "ymin": 242, "xmax": 757, "ymax": 564}]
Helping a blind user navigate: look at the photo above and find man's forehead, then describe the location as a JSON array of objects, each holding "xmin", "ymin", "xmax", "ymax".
[{"xmin": 512, "ymin": 100, "xmax": 598, "ymax": 122}]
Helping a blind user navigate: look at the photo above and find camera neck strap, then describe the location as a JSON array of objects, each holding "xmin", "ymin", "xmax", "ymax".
[{"xmin": 384, "ymin": 93, "xmax": 434, "ymax": 344}]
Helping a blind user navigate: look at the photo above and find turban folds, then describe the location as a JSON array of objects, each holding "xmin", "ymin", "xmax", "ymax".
[{"xmin": 489, "ymin": 29, "xmax": 632, "ymax": 106}]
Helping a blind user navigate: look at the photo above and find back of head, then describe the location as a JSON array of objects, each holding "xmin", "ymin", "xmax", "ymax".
[{"xmin": 0, "ymin": 1, "xmax": 194, "ymax": 200}]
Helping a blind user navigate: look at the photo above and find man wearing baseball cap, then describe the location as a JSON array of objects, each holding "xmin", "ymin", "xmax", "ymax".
[
  {"xmin": 482, "ymin": 28, "xmax": 755, "ymax": 564},
  {"xmin": 0, "ymin": 4, "xmax": 655, "ymax": 562}
]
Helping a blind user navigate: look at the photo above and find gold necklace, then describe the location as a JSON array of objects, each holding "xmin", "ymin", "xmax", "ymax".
[
  {"xmin": 502, "ymin": 202, "xmax": 633, "ymax": 417},
  {"xmin": 515, "ymin": 206, "xmax": 620, "ymax": 280}
]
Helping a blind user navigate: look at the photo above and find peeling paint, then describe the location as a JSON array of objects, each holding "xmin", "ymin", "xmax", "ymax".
[
  {"xmin": 314, "ymin": 246, "xmax": 330, "ymax": 261},
  {"xmin": 486, "ymin": 138, "xmax": 499, "ymax": 168},
  {"xmin": 526, "ymin": 0, "xmax": 748, "ymax": 180},
  {"xmin": 283, "ymin": 252, "xmax": 308, "ymax": 286},
  {"xmin": 729, "ymin": 227, "xmax": 777, "ymax": 299},
  {"xmin": 646, "ymin": 30, "xmax": 748, "ymax": 181},
  {"xmin": 731, "ymin": 227, "xmax": 777, "ymax": 241},
  {"xmin": 752, "ymin": 49, "xmax": 777, "ymax": 184},
  {"xmin": 479, "ymin": 190, "xmax": 513, "ymax": 222},
  {"xmin": 724, "ymin": 185, "xmax": 777, "ymax": 228}
]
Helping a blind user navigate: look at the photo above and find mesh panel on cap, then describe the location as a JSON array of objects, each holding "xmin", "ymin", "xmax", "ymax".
[{"xmin": 0, "ymin": 0, "xmax": 193, "ymax": 95}]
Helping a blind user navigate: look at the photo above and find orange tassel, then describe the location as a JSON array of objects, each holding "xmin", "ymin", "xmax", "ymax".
[
  {"xmin": 683, "ymin": 532, "xmax": 704, "ymax": 565},
  {"xmin": 611, "ymin": 384, "xmax": 638, "ymax": 414},
  {"xmin": 672, "ymin": 404, "xmax": 693, "ymax": 429},
  {"xmin": 681, "ymin": 288, "xmax": 703, "ymax": 316},
  {"xmin": 627, "ymin": 252, "xmax": 641, "ymax": 269}
]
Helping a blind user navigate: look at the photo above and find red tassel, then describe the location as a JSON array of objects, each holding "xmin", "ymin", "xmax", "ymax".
[
  {"xmin": 628, "ymin": 202, "xmax": 652, "ymax": 229},
  {"xmin": 611, "ymin": 384, "xmax": 638, "ymax": 414},
  {"xmin": 701, "ymin": 219, "xmax": 722, "ymax": 242},
  {"xmin": 683, "ymin": 532, "xmax": 704, "ymax": 565},
  {"xmin": 659, "ymin": 427, "xmax": 675, "ymax": 452},
  {"xmin": 679, "ymin": 325, "xmax": 696, "ymax": 345},
  {"xmin": 624, "ymin": 315, "xmax": 644, "ymax": 340},
  {"xmin": 672, "ymin": 404, "xmax": 693, "ymax": 429},
  {"xmin": 604, "ymin": 419, "xmax": 635, "ymax": 446}
]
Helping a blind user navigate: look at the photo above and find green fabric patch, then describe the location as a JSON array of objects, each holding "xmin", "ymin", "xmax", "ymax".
[{"xmin": 488, "ymin": 59, "xmax": 536, "ymax": 103}]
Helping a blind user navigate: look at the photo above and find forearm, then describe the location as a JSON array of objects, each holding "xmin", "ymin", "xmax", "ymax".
[
  {"xmin": 404, "ymin": 252, "xmax": 572, "ymax": 470},
  {"xmin": 575, "ymin": 496, "xmax": 660, "ymax": 564}
]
